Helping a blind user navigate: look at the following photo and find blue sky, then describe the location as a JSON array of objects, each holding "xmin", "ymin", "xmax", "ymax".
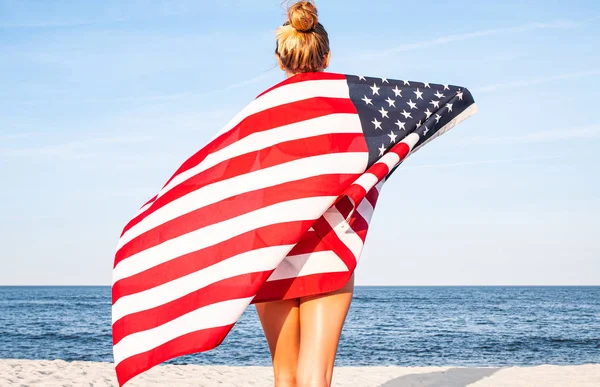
[{"xmin": 1, "ymin": 0, "xmax": 599, "ymax": 285}]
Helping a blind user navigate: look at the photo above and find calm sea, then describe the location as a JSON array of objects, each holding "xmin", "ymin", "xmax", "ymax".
[{"xmin": 1, "ymin": 286, "xmax": 599, "ymax": 366}]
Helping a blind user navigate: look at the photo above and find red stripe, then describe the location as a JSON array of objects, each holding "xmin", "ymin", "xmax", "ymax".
[
  {"xmin": 349, "ymin": 209, "xmax": 369, "ymax": 242},
  {"xmin": 112, "ymin": 220, "xmax": 313, "ymax": 304},
  {"xmin": 312, "ymin": 214, "xmax": 358, "ymax": 274},
  {"xmin": 368, "ymin": 162, "xmax": 391, "ymax": 182},
  {"xmin": 365, "ymin": 185, "xmax": 380, "ymax": 208},
  {"xmin": 115, "ymin": 172, "xmax": 359, "ymax": 268},
  {"xmin": 148, "ymin": 96, "xmax": 356, "ymax": 203},
  {"xmin": 256, "ymin": 72, "xmax": 347, "ymax": 98},
  {"xmin": 119, "ymin": 130, "xmax": 364, "ymax": 239},
  {"xmin": 113, "ymin": 271, "xmax": 270, "ymax": 345},
  {"xmin": 389, "ymin": 141, "xmax": 411, "ymax": 161},
  {"xmin": 253, "ymin": 271, "xmax": 351, "ymax": 303},
  {"xmin": 286, "ymin": 230, "xmax": 335, "ymax": 256},
  {"xmin": 342, "ymin": 184, "xmax": 367, "ymax": 210},
  {"xmin": 115, "ymin": 324, "xmax": 234, "ymax": 386}
]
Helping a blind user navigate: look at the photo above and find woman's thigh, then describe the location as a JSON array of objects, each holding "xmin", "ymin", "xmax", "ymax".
[
  {"xmin": 297, "ymin": 273, "xmax": 355, "ymax": 386},
  {"xmin": 255, "ymin": 298, "xmax": 300, "ymax": 386}
]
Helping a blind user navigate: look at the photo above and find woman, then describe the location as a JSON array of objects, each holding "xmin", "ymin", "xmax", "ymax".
[
  {"xmin": 111, "ymin": 1, "xmax": 476, "ymax": 385},
  {"xmin": 254, "ymin": 2, "xmax": 353, "ymax": 387}
]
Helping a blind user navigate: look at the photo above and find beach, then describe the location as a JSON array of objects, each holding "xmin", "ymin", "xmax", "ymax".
[{"xmin": 1, "ymin": 360, "xmax": 599, "ymax": 387}]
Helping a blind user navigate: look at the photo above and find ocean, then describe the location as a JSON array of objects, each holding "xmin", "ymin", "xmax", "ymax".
[{"xmin": 1, "ymin": 286, "xmax": 599, "ymax": 366}]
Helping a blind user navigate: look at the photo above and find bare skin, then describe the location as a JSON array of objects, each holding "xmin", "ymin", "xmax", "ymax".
[{"xmin": 255, "ymin": 273, "xmax": 354, "ymax": 387}]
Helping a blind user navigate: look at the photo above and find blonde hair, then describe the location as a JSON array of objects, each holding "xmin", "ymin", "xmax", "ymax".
[{"xmin": 275, "ymin": 1, "xmax": 330, "ymax": 73}]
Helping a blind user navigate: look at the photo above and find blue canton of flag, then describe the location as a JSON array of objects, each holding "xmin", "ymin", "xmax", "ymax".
[{"xmin": 346, "ymin": 75, "xmax": 476, "ymax": 169}]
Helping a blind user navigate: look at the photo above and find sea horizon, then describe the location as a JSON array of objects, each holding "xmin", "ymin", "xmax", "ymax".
[{"xmin": 2, "ymin": 286, "xmax": 598, "ymax": 367}]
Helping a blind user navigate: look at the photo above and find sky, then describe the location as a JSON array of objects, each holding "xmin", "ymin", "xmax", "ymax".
[{"xmin": 1, "ymin": 0, "xmax": 599, "ymax": 286}]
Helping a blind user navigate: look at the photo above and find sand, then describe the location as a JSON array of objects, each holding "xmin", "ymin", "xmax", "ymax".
[{"xmin": 1, "ymin": 360, "xmax": 599, "ymax": 386}]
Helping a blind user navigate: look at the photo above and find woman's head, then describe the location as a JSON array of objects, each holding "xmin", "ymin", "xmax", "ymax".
[{"xmin": 275, "ymin": 1, "xmax": 330, "ymax": 75}]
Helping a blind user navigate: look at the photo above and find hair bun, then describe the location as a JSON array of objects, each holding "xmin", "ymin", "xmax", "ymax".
[{"xmin": 288, "ymin": 1, "xmax": 318, "ymax": 32}]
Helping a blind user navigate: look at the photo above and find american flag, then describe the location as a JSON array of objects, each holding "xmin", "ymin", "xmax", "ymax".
[{"xmin": 111, "ymin": 72, "xmax": 477, "ymax": 385}]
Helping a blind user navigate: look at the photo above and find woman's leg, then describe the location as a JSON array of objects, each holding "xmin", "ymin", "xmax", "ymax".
[
  {"xmin": 296, "ymin": 273, "xmax": 355, "ymax": 387},
  {"xmin": 255, "ymin": 298, "xmax": 301, "ymax": 387}
]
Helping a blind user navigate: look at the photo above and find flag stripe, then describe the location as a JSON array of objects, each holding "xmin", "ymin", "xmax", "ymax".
[
  {"xmin": 253, "ymin": 271, "xmax": 352, "ymax": 303},
  {"xmin": 113, "ymin": 196, "xmax": 338, "ymax": 284},
  {"xmin": 257, "ymin": 72, "xmax": 347, "ymax": 98},
  {"xmin": 121, "ymin": 111, "xmax": 363, "ymax": 239},
  {"xmin": 114, "ymin": 173, "xmax": 358, "ymax": 273},
  {"xmin": 115, "ymin": 324, "xmax": 235, "ymax": 387},
  {"xmin": 116, "ymin": 151, "xmax": 368, "ymax": 255},
  {"xmin": 112, "ymin": 244, "xmax": 291, "ymax": 324},
  {"xmin": 113, "ymin": 297, "xmax": 254, "ymax": 365},
  {"xmin": 266, "ymin": 250, "xmax": 348, "ymax": 281},
  {"xmin": 113, "ymin": 270, "xmax": 276, "ymax": 345},
  {"xmin": 112, "ymin": 221, "xmax": 314, "ymax": 304}
]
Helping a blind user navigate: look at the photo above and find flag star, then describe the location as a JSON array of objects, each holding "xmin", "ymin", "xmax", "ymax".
[
  {"xmin": 378, "ymin": 144, "xmax": 386, "ymax": 156},
  {"xmin": 443, "ymin": 84, "xmax": 450, "ymax": 90},
  {"xmin": 378, "ymin": 107, "xmax": 389, "ymax": 118},
  {"xmin": 371, "ymin": 117, "xmax": 383, "ymax": 130},
  {"xmin": 370, "ymin": 83, "xmax": 380, "ymax": 95},
  {"xmin": 407, "ymin": 99, "xmax": 417, "ymax": 109},
  {"xmin": 361, "ymin": 95, "xmax": 373, "ymax": 105},
  {"xmin": 385, "ymin": 97, "xmax": 396, "ymax": 107},
  {"xmin": 403, "ymin": 80, "xmax": 410, "ymax": 86},
  {"xmin": 401, "ymin": 110, "xmax": 412, "ymax": 119},
  {"xmin": 416, "ymin": 120, "xmax": 422, "ymax": 128},
  {"xmin": 429, "ymin": 100, "xmax": 440, "ymax": 108},
  {"xmin": 423, "ymin": 126, "xmax": 429, "ymax": 136},
  {"xmin": 435, "ymin": 114, "xmax": 442, "ymax": 123},
  {"xmin": 388, "ymin": 131, "xmax": 398, "ymax": 143},
  {"xmin": 425, "ymin": 108, "xmax": 433, "ymax": 119},
  {"xmin": 447, "ymin": 103, "xmax": 453, "ymax": 112},
  {"xmin": 358, "ymin": 75, "xmax": 366, "ymax": 81},
  {"xmin": 424, "ymin": 82, "xmax": 431, "ymax": 88},
  {"xmin": 456, "ymin": 91, "xmax": 464, "ymax": 100},
  {"xmin": 434, "ymin": 91, "xmax": 445, "ymax": 99},
  {"xmin": 381, "ymin": 78, "xmax": 389, "ymax": 83},
  {"xmin": 395, "ymin": 119, "xmax": 406, "ymax": 130},
  {"xmin": 414, "ymin": 88, "xmax": 424, "ymax": 100},
  {"xmin": 392, "ymin": 85, "xmax": 402, "ymax": 97}
]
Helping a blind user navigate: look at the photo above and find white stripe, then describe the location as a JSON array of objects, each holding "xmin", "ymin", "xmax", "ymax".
[
  {"xmin": 347, "ymin": 133, "xmax": 419, "ymax": 202},
  {"xmin": 323, "ymin": 207, "xmax": 364, "ymax": 259},
  {"xmin": 267, "ymin": 250, "xmax": 348, "ymax": 281},
  {"xmin": 207, "ymin": 79, "xmax": 350, "ymax": 144},
  {"xmin": 377, "ymin": 151, "xmax": 400, "ymax": 171},
  {"xmin": 112, "ymin": 245, "xmax": 293, "ymax": 324},
  {"xmin": 113, "ymin": 196, "xmax": 337, "ymax": 284},
  {"xmin": 113, "ymin": 297, "xmax": 253, "ymax": 365},
  {"xmin": 117, "ymin": 151, "xmax": 368, "ymax": 250},
  {"xmin": 352, "ymin": 173, "xmax": 378, "ymax": 193},
  {"xmin": 356, "ymin": 196, "xmax": 375, "ymax": 224},
  {"xmin": 400, "ymin": 132, "xmax": 420, "ymax": 152},
  {"xmin": 156, "ymin": 113, "xmax": 362, "ymax": 201}
]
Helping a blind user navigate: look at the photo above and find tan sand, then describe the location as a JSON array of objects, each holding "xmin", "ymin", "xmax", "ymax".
[{"xmin": 0, "ymin": 360, "xmax": 598, "ymax": 386}]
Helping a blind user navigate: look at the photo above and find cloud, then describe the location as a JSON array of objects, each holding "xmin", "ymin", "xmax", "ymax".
[
  {"xmin": 403, "ymin": 155, "xmax": 559, "ymax": 170},
  {"xmin": 339, "ymin": 20, "xmax": 582, "ymax": 62},
  {"xmin": 1, "ymin": 135, "xmax": 152, "ymax": 159},
  {"xmin": 476, "ymin": 70, "xmax": 600, "ymax": 93},
  {"xmin": 0, "ymin": 132, "xmax": 37, "ymax": 140},
  {"xmin": 104, "ymin": 71, "xmax": 277, "ymax": 103},
  {"xmin": 455, "ymin": 125, "xmax": 600, "ymax": 145},
  {"xmin": 0, "ymin": 18, "xmax": 130, "ymax": 29}
]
